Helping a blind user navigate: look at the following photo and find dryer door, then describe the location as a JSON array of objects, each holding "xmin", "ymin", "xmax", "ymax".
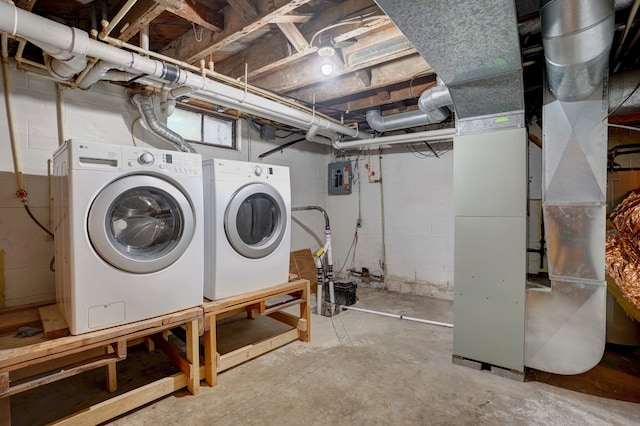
[
  {"xmin": 224, "ymin": 182, "xmax": 287, "ymax": 259},
  {"xmin": 88, "ymin": 175, "xmax": 195, "ymax": 273}
]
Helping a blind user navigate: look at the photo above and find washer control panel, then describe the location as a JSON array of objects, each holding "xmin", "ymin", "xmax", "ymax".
[{"xmin": 124, "ymin": 148, "xmax": 202, "ymax": 177}]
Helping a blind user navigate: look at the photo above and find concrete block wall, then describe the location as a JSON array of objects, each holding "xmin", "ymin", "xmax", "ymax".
[
  {"xmin": 0, "ymin": 63, "xmax": 329, "ymax": 307},
  {"xmin": 327, "ymin": 148, "xmax": 455, "ymax": 300},
  {"xmin": 2, "ymin": 63, "xmax": 549, "ymax": 306}
]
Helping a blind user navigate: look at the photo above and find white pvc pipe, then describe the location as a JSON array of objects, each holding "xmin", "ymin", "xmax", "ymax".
[
  {"xmin": 99, "ymin": 0, "xmax": 138, "ymax": 38},
  {"xmin": 140, "ymin": 24, "xmax": 149, "ymax": 51},
  {"xmin": 342, "ymin": 306, "xmax": 454, "ymax": 328},
  {"xmin": 56, "ymin": 84, "xmax": 65, "ymax": 146},
  {"xmin": 333, "ymin": 128, "xmax": 456, "ymax": 150},
  {"xmin": 1, "ymin": 33, "xmax": 26, "ymax": 198},
  {"xmin": 0, "ymin": 3, "xmax": 359, "ymax": 142}
]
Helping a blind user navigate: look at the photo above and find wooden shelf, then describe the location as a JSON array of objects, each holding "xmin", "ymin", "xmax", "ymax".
[
  {"xmin": 202, "ymin": 279, "xmax": 311, "ymax": 387},
  {"xmin": 0, "ymin": 304, "xmax": 202, "ymax": 426}
]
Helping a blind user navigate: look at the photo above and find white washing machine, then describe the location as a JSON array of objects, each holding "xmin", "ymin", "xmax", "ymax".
[
  {"xmin": 203, "ymin": 159, "xmax": 291, "ymax": 300},
  {"xmin": 52, "ymin": 140, "xmax": 204, "ymax": 335}
]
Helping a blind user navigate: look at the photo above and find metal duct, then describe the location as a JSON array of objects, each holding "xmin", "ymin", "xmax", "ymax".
[
  {"xmin": 375, "ymin": 0, "xmax": 524, "ymax": 122},
  {"xmin": 526, "ymin": 0, "xmax": 615, "ymax": 375},
  {"xmin": 541, "ymin": 0, "xmax": 615, "ymax": 102},
  {"xmin": 526, "ymin": 80, "xmax": 608, "ymax": 375},
  {"xmin": 366, "ymin": 79, "xmax": 453, "ymax": 132},
  {"xmin": 131, "ymin": 93, "xmax": 197, "ymax": 154}
]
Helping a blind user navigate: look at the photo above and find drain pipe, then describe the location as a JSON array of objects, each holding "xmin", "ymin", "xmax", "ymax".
[
  {"xmin": 292, "ymin": 206, "xmax": 334, "ymax": 315},
  {"xmin": 341, "ymin": 306, "xmax": 453, "ymax": 328},
  {"xmin": 131, "ymin": 93, "xmax": 197, "ymax": 153}
]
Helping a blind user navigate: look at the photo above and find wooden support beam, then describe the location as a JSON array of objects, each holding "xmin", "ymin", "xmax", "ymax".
[
  {"xmin": 276, "ymin": 22, "xmax": 309, "ymax": 52},
  {"xmin": 248, "ymin": 31, "xmax": 416, "ymax": 94},
  {"xmin": 217, "ymin": 329, "xmax": 299, "ymax": 372},
  {"xmin": 185, "ymin": 320, "xmax": 200, "ymax": 395},
  {"xmin": 113, "ymin": 0, "xmax": 176, "ymax": 42},
  {"xmin": 51, "ymin": 373, "xmax": 188, "ymax": 426},
  {"xmin": 0, "ymin": 372, "xmax": 8, "ymax": 395},
  {"xmin": 5, "ymin": 353, "xmax": 123, "ymax": 397},
  {"xmin": 325, "ymin": 79, "xmax": 436, "ymax": 117},
  {"xmin": 377, "ymin": 89, "xmax": 391, "ymax": 101},
  {"xmin": 161, "ymin": 0, "xmax": 315, "ymax": 63},
  {"xmin": 15, "ymin": 0, "xmax": 36, "ymax": 11},
  {"xmin": 204, "ymin": 315, "xmax": 217, "ymax": 387},
  {"xmin": 167, "ymin": 0, "xmax": 224, "ymax": 33},
  {"xmin": 285, "ymin": 54, "xmax": 433, "ymax": 104},
  {"xmin": 226, "ymin": 0, "xmax": 259, "ymax": 22},
  {"xmin": 0, "ymin": 394, "xmax": 9, "ymax": 426},
  {"xmin": 356, "ymin": 69, "xmax": 372, "ymax": 87},
  {"xmin": 213, "ymin": 0, "xmax": 382, "ymax": 79},
  {"xmin": 39, "ymin": 304, "xmax": 69, "ymax": 339},
  {"xmin": 269, "ymin": 14, "xmax": 312, "ymax": 23}
]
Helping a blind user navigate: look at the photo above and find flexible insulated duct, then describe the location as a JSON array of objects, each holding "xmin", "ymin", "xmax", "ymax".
[
  {"xmin": 130, "ymin": 93, "xmax": 196, "ymax": 153},
  {"xmin": 541, "ymin": 0, "xmax": 615, "ymax": 102}
]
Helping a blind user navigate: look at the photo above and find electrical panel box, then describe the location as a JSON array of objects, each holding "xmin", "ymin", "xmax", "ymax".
[{"xmin": 328, "ymin": 161, "xmax": 352, "ymax": 195}]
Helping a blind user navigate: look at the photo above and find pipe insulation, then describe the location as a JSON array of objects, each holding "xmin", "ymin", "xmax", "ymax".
[
  {"xmin": 0, "ymin": 2, "xmax": 359, "ymax": 143},
  {"xmin": 130, "ymin": 93, "xmax": 196, "ymax": 153}
]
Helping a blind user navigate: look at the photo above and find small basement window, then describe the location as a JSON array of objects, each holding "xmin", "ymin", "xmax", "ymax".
[{"xmin": 167, "ymin": 106, "xmax": 237, "ymax": 149}]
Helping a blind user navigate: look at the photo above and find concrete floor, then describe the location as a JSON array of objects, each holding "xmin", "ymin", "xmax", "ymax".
[{"xmin": 11, "ymin": 288, "xmax": 640, "ymax": 425}]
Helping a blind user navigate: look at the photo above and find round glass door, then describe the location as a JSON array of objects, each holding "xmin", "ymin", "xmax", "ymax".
[
  {"xmin": 225, "ymin": 182, "xmax": 287, "ymax": 259},
  {"xmin": 88, "ymin": 175, "xmax": 195, "ymax": 273}
]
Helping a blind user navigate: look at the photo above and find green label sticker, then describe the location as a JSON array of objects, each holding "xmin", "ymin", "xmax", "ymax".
[{"xmin": 495, "ymin": 117, "xmax": 509, "ymax": 123}]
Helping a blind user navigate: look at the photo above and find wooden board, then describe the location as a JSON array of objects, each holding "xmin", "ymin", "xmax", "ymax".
[
  {"xmin": 0, "ymin": 301, "xmax": 52, "ymax": 335},
  {"xmin": 290, "ymin": 249, "xmax": 317, "ymax": 293},
  {"xmin": 0, "ymin": 307, "xmax": 202, "ymax": 372},
  {"xmin": 38, "ymin": 305, "xmax": 70, "ymax": 339}
]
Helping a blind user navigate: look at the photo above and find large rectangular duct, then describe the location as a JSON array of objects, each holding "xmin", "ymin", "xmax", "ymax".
[
  {"xmin": 374, "ymin": 0, "xmax": 524, "ymax": 122},
  {"xmin": 375, "ymin": 0, "xmax": 528, "ymax": 373},
  {"xmin": 525, "ymin": 80, "xmax": 608, "ymax": 375}
]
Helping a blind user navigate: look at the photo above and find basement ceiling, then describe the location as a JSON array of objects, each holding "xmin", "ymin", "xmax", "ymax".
[{"xmin": 9, "ymin": 0, "xmax": 640, "ymax": 130}]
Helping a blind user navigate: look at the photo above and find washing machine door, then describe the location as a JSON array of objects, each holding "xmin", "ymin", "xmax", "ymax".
[
  {"xmin": 88, "ymin": 175, "xmax": 195, "ymax": 274},
  {"xmin": 225, "ymin": 182, "xmax": 287, "ymax": 259}
]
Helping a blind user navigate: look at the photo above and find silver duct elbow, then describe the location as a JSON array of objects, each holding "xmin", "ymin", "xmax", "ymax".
[
  {"xmin": 417, "ymin": 80, "xmax": 452, "ymax": 122},
  {"xmin": 131, "ymin": 93, "xmax": 196, "ymax": 154},
  {"xmin": 541, "ymin": 0, "xmax": 615, "ymax": 102},
  {"xmin": 366, "ymin": 79, "xmax": 453, "ymax": 133}
]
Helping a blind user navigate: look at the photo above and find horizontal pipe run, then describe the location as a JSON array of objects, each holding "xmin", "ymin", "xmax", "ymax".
[
  {"xmin": 341, "ymin": 306, "xmax": 454, "ymax": 328},
  {"xmin": 0, "ymin": 2, "xmax": 360, "ymax": 142},
  {"xmin": 333, "ymin": 128, "xmax": 456, "ymax": 150}
]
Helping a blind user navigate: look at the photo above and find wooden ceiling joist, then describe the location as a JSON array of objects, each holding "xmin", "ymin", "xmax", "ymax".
[
  {"xmin": 160, "ymin": 0, "xmax": 315, "ymax": 64},
  {"xmin": 166, "ymin": 1, "xmax": 224, "ymax": 33}
]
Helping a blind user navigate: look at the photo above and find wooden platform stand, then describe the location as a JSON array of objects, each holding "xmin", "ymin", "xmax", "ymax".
[
  {"xmin": 202, "ymin": 279, "xmax": 311, "ymax": 387},
  {"xmin": 0, "ymin": 305, "xmax": 202, "ymax": 426}
]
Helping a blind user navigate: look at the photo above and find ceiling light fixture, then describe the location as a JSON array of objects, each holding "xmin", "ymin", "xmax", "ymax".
[{"xmin": 317, "ymin": 40, "xmax": 336, "ymax": 77}]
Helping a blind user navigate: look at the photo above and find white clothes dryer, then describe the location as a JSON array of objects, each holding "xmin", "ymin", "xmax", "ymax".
[
  {"xmin": 203, "ymin": 159, "xmax": 291, "ymax": 300},
  {"xmin": 52, "ymin": 140, "xmax": 204, "ymax": 335}
]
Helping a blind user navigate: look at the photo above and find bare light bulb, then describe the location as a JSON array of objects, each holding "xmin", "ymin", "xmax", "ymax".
[{"xmin": 320, "ymin": 62, "xmax": 334, "ymax": 76}]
